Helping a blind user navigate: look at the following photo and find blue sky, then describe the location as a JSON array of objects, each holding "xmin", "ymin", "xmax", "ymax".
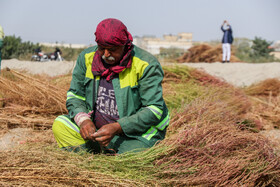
[{"xmin": 0, "ymin": 0, "xmax": 279, "ymax": 45}]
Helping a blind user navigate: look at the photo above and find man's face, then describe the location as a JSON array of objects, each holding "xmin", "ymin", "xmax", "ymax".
[{"xmin": 98, "ymin": 45, "xmax": 125, "ymax": 65}]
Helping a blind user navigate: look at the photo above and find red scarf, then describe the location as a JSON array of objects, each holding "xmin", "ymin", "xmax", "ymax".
[{"xmin": 92, "ymin": 18, "xmax": 134, "ymax": 81}]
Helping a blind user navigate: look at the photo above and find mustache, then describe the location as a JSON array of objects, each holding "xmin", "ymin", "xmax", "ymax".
[{"xmin": 102, "ymin": 55, "xmax": 115, "ymax": 61}]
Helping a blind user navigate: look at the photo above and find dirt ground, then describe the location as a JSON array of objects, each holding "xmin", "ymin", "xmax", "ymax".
[
  {"xmin": 1, "ymin": 59, "xmax": 75, "ymax": 77},
  {"xmin": 181, "ymin": 62, "xmax": 280, "ymax": 87}
]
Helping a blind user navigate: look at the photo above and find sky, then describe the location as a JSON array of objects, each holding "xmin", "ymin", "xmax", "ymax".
[{"xmin": 0, "ymin": 0, "xmax": 279, "ymax": 45}]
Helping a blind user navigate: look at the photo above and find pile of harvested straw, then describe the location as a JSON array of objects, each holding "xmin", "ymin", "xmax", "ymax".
[
  {"xmin": 154, "ymin": 90, "xmax": 280, "ymax": 186},
  {"xmin": 244, "ymin": 78, "xmax": 280, "ymax": 129},
  {"xmin": 1, "ymin": 67, "xmax": 280, "ymax": 186},
  {"xmin": 0, "ymin": 144, "xmax": 147, "ymax": 186},
  {"xmin": 177, "ymin": 44, "xmax": 241, "ymax": 63},
  {"xmin": 245, "ymin": 78, "xmax": 280, "ymax": 97},
  {"xmin": 0, "ymin": 69, "xmax": 67, "ymax": 129}
]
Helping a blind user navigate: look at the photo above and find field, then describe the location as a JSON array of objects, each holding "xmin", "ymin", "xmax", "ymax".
[{"xmin": 0, "ymin": 61, "xmax": 280, "ymax": 186}]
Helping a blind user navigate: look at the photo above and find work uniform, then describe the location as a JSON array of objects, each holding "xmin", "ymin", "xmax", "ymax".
[{"xmin": 52, "ymin": 45, "xmax": 170, "ymax": 154}]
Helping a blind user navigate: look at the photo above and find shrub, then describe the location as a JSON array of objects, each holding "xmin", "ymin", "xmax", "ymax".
[
  {"xmin": 2, "ymin": 35, "xmax": 87, "ymax": 61},
  {"xmin": 2, "ymin": 35, "xmax": 39, "ymax": 59}
]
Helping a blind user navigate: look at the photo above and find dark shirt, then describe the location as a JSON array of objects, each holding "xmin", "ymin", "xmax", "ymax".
[
  {"xmin": 94, "ymin": 77, "xmax": 119, "ymax": 129},
  {"xmin": 221, "ymin": 25, "xmax": 233, "ymax": 44}
]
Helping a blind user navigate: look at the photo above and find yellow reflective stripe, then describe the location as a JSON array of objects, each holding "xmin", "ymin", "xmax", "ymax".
[
  {"xmin": 55, "ymin": 116, "xmax": 80, "ymax": 133},
  {"xmin": 84, "ymin": 51, "xmax": 100, "ymax": 80},
  {"xmin": 142, "ymin": 126, "xmax": 158, "ymax": 141},
  {"xmin": 85, "ymin": 52, "xmax": 95, "ymax": 79},
  {"xmin": 142, "ymin": 113, "xmax": 169, "ymax": 140},
  {"xmin": 156, "ymin": 112, "xmax": 170, "ymax": 130},
  {"xmin": 119, "ymin": 56, "xmax": 149, "ymax": 88},
  {"xmin": 67, "ymin": 91, "xmax": 85, "ymax": 101},
  {"xmin": 146, "ymin": 105, "xmax": 163, "ymax": 119}
]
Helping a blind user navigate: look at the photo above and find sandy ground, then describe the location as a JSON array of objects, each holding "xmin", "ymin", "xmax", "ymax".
[
  {"xmin": 1, "ymin": 59, "xmax": 76, "ymax": 77},
  {"xmin": 182, "ymin": 62, "xmax": 280, "ymax": 87},
  {"xmin": 2, "ymin": 59, "xmax": 280, "ymax": 87},
  {"xmin": 0, "ymin": 128, "xmax": 33, "ymax": 151}
]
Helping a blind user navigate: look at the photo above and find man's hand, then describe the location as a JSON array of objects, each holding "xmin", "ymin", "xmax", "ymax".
[
  {"xmin": 92, "ymin": 122, "xmax": 123, "ymax": 147},
  {"xmin": 80, "ymin": 119, "xmax": 96, "ymax": 140}
]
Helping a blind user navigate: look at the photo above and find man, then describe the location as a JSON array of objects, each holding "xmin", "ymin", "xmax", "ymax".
[
  {"xmin": 54, "ymin": 47, "xmax": 62, "ymax": 61},
  {"xmin": 221, "ymin": 20, "xmax": 233, "ymax": 63},
  {"xmin": 52, "ymin": 18, "xmax": 169, "ymax": 154},
  {"xmin": 0, "ymin": 25, "xmax": 4, "ymax": 73}
]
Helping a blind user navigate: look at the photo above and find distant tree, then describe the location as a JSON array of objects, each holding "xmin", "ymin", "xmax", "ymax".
[
  {"xmin": 2, "ymin": 35, "xmax": 39, "ymax": 59},
  {"xmin": 2, "ymin": 35, "xmax": 22, "ymax": 59},
  {"xmin": 250, "ymin": 37, "xmax": 274, "ymax": 62}
]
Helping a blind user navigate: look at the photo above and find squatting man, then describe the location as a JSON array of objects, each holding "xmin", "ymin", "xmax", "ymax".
[{"xmin": 52, "ymin": 18, "xmax": 170, "ymax": 154}]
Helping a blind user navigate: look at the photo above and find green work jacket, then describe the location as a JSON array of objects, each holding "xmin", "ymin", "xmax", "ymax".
[{"xmin": 66, "ymin": 45, "xmax": 169, "ymax": 146}]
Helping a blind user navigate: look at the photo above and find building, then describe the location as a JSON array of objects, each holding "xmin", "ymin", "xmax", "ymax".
[
  {"xmin": 270, "ymin": 40, "xmax": 280, "ymax": 59},
  {"xmin": 39, "ymin": 42, "xmax": 88, "ymax": 49},
  {"xmin": 133, "ymin": 32, "xmax": 192, "ymax": 55}
]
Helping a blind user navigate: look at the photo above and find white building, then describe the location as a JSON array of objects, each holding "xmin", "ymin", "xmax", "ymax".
[
  {"xmin": 133, "ymin": 32, "xmax": 193, "ymax": 55},
  {"xmin": 270, "ymin": 40, "xmax": 280, "ymax": 59},
  {"xmin": 39, "ymin": 42, "xmax": 88, "ymax": 48}
]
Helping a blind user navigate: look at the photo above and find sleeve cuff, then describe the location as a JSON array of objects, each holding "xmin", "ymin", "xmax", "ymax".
[{"xmin": 74, "ymin": 112, "xmax": 91, "ymax": 127}]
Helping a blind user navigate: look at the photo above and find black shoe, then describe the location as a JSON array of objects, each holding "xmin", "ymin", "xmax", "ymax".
[
  {"xmin": 227, "ymin": 61, "xmax": 230, "ymax": 63},
  {"xmin": 222, "ymin": 61, "xmax": 225, "ymax": 63}
]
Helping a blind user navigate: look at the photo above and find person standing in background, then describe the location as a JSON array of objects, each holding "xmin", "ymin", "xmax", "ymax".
[
  {"xmin": 0, "ymin": 25, "xmax": 4, "ymax": 73},
  {"xmin": 221, "ymin": 20, "xmax": 233, "ymax": 63}
]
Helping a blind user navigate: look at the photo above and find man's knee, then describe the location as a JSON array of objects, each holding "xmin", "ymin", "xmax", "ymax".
[
  {"xmin": 52, "ymin": 119, "xmax": 62, "ymax": 138},
  {"xmin": 52, "ymin": 116, "xmax": 85, "ymax": 148}
]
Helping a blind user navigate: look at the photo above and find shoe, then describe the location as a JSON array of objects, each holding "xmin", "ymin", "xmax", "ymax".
[
  {"xmin": 222, "ymin": 61, "xmax": 225, "ymax": 63},
  {"xmin": 227, "ymin": 61, "xmax": 230, "ymax": 63}
]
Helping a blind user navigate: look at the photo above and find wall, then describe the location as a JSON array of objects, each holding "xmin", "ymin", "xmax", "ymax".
[{"xmin": 134, "ymin": 32, "xmax": 193, "ymax": 55}]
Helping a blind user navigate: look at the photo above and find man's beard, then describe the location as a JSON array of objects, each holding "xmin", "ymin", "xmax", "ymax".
[{"xmin": 102, "ymin": 55, "xmax": 115, "ymax": 61}]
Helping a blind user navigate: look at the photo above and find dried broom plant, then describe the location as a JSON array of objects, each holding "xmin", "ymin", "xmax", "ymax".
[
  {"xmin": 0, "ymin": 144, "xmax": 148, "ymax": 186},
  {"xmin": 154, "ymin": 91, "xmax": 280, "ymax": 186},
  {"xmin": 0, "ymin": 69, "xmax": 67, "ymax": 129},
  {"xmin": 177, "ymin": 44, "xmax": 241, "ymax": 63},
  {"xmin": 244, "ymin": 78, "xmax": 280, "ymax": 129},
  {"xmin": 0, "ymin": 66, "xmax": 279, "ymax": 186}
]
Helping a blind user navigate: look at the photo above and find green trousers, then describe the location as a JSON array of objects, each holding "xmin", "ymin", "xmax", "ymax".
[{"xmin": 52, "ymin": 115, "xmax": 150, "ymax": 154}]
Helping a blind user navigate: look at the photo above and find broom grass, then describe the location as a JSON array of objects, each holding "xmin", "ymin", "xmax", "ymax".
[{"xmin": 0, "ymin": 66, "xmax": 280, "ymax": 186}]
